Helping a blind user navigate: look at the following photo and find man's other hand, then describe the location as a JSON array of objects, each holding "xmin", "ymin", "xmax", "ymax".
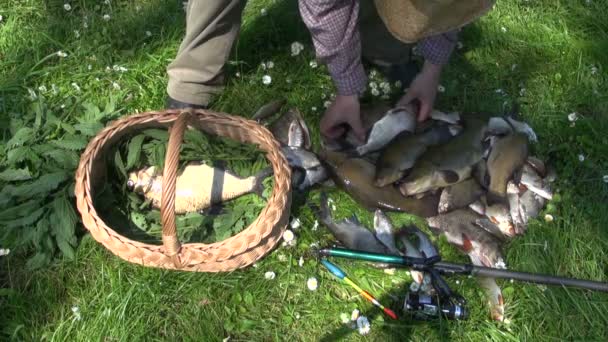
[
  {"xmin": 397, "ymin": 60, "xmax": 442, "ymax": 122},
  {"xmin": 320, "ymin": 94, "xmax": 366, "ymax": 143}
]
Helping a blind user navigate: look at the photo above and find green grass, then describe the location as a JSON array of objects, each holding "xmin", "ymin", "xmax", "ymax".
[{"xmin": 1, "ymin": 0, "xmax": 608, "ymax": 340}]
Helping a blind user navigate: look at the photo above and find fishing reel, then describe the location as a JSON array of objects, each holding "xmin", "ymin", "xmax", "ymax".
[{"xmin": 403, "ymin": 291, "xmax": 468, "ymax": 321}]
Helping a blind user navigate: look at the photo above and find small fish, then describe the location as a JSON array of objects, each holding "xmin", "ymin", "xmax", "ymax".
[
  {"xmin": 405, "ymin": 225, "xmax": 439, "ymax": 259},
  {"xmin": 395, "ymin": 229, "xmax": 426, "ymax": 284},
  {"xmin": 267, "ymin": 108, "xmax": 311, "ymax": 149},
  {"xmin": 281, "ymin": 146, "xmax": 327, "ymax": 191},
  {"xmin": 519, "ymin": 190, "xmax": 546, "ymax": 226},
  {"xmin": 324, "ymin": 102, "xmax": 392, "ymax": 152},
  {"xmin": 469, "ymin": 199, "xmax": 486, "ymax": 215},
  {"xmin": 318, "ymin": 149, "xmax": 440, "ymax": 217},
  {"xmin": 373, "ymin": 210, "xmax": 399, "ymax": 254},
  {"xmin": 252, "ymin": 99, "xmax": 287, "ymax": 122},
  {"xmin": 399, "ymin": 163, "xmax": 473, "ymax": 197},
  {"xmin": 425, "ymin": 208, "xmax": 506, "ymax": 321},
  {"xmin": 316, "ymin": 192, "xmax": 392, "ymax": 254},
  {"xmin": 526, "ymin": 156, "xmax": 546, "ymax": 177},
  {"xmin": 430, "ymin": 110, "xmax": 460, "ymax": 124},
  {"xmin": 375, "ymin": 123, "xmax": 463, "ymax": 187},
  {"xmin": 292, "ymin": 166, "xmax": 328, "ymax": 191},
  {"xmin": 486, "ymin": 132, "xmax": 529, "ymax": 204},
  {"xmin": 485, "ymin": 202, "xmax": 516, "ymax": 238},
  {"xmin": 438, "ymin": 178, "xmax": 484, "ymax": 213},
  {"xmin": 519, "ymin": 164, "xmax": 553, "ymax": 200},
  {"xmin": 472, "ymin": 160, "xmax": 489, "ymax": 189},
  {"xmin": 281, "ymin": 146, "xmax": 321, "ymax": 170},
  {"xmin": 488, "ymin": 116, "xmax": 537, "ymax": 143},
  {"xmin": 127, "ymin": 163, "xmax": 271, "ymax": 214},
  {"xmin": 506, "ymin": 181, "xmax": 525, "ymax": 234},
  {"xmin": 356, "ymin": 106, "xmax": 417, "ymax": 156}
]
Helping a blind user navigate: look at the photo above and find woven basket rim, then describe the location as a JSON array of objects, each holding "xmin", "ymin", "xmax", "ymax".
[{"xmin": 74, "ymin": 108, "xmax": 292, "ymax": 272}]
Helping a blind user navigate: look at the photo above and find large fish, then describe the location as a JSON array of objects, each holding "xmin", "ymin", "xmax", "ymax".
[
  {"xmin": 438, "ymin": 178, "xmax": 484, "ymax": 213},
  {"xmin": 127, "ymin": 163, "xmax": 271, "ymax": 214},
  {"xmin": 375, "ymin": 122, "xmax": 463, "ymax": 187},
  {"xmin": 355, "ymin": 106, "xmax": 417, "ymax": 156},
  {"xmin": 425, "ymin": 208, "xmax": 506, "ymax": 321},
  {"xmin": 398, "ymin": 116, "xmax": 488, "ymax": 196},
  {"xmin": 318, "ymin": 149, "xmax": 440, "ymax": 217},
  {"xmin": 267, "ymin": 107, "xmax": 311, "ymax": 149},
  {"xmin": 487, "ymin": 116, "xmax": 537, "ymax": 143},
  {"xmin": 486, "ymin": 132, "xmax": 529, "ymax": 204}
]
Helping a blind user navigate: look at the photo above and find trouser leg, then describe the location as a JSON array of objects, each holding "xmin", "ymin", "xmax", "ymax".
[
  {"xmin": 358, "ymin": 0, "xmax": 414, "ymax": 66},
  {"xmin": 166, "ymin": 0, "xmax": 247, "ymax": 107}
]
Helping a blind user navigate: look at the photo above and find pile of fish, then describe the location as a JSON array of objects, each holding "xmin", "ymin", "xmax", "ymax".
[{"xmin": 258, "ymin": 100, "xmax": 556, "ymax": 321}]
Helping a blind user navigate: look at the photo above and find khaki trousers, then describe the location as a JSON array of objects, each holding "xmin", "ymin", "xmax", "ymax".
[{"xmin": 166, "ymin": 0, "xmax": 412, "ymax": 107}]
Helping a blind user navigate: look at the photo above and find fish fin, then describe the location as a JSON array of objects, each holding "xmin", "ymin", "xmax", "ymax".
[
  {"xmin": 252, "ymin": 167, "xmax": 273, "ymax": 198},
  {"xmin": 439, "ymin": 170, "xmax": 460, "ymax": 183}
]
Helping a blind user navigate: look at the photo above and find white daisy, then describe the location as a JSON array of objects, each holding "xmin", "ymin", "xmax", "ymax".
[
  {"xmin": 311, "ymin": 106, "xmax": 317, "ymax": 112},
  {"xmin": 52, "ymin": 84, "xmax": 58, "ymax": 94},
  {"xmin": 0, "ymin": 248, "xmax": 10, "ymax": 256},
  {"xmin": 568, "ymin": 112, "xmax": 578, "ymax": 122},
  {"xmin": 295, "ymin": 313, "xmax": 301, "ymax": 319},
  {"xmin": 266, "ymin": 61, "xmax": 274, "ymax": 69},
  {"xmin": 312, "ymin": 220, "xmax": 319, "ymax": 231},
  {"xmin": 369, "ymin": 81, "xmax": 377, "ymax": 89},
  {"xmin": 519, "ymin": 88, "xmax": 526, "ymax": 96},
  {"xmin": 394, "ymin": 80, "xmax": 402, "ymax": 88},
  {"xmin": 307, "ymin": 277, "xmax": 318, "ymax": 291},
  {"xmin": 603, "ymin": 175, "xmax": 608, "ymax": 183},
  {"xmin": 323, "ymin": 101, "xmax": 331, "ymax": 108},
  {"xmin": 264, "ymin": 271, "xmax": 276, "ymax": 280},
  {"xmin": 71, "ymin": 82, "xmax": 80, "ymax": 92},
  {"xmin": 290, "ymin": 42, "xmax": 304, "ymax": 56},
  {"xmin": 57, "ymin": 51, "xmax": 68, "ymax": 58},
  {"xmin": 74, "ymin": 30, "xmax": 80, "ymax": 38},
  {"xmin": 383, "ymin": 268, "xmax": 395, "ymax": 275},
  {"xmin": 351, "ymin": 309, "xmax": 360, "ymax": 321},
  {"xmin": 282, "ymin": 229, "xmax": 295, "ymax": 243},
  {"xmin": 340, "ymin": 313, "xmax": 350, "ymax": 324},
  {"xmin": 87, "ymin": 64, "xmax": 92, "ymax": 70},
  {"xmin": 71, "ymin": 306, "xmax": 81, "ymax": 320},
  {"xmin": 260, "ymin": 8, "xmax": 267, "ymax": 16},
  {"xmin": 290, "ymin": 217, "xmax": 301, "ymax": 229},
  {"xmin": 356, "ymin": 316, "xmax": 370, "ymax": 335},
  {"xmin": 146, "ymin": 31, "xmax": 152, "ymax": 37},
  {"xmin": 544, "ymin": 214, "xmax": 554, "ymax": 222},
  {"xmin": 64, "ymin": 3, "xmax": 71, "ymax": 11},
  {"xmin": 112, "ymin": 81, "xmax": 120, "ymax": 90},
  {"xmin": 27, "ymin": 88, "xmax": 37, "ymax": 100},
  {"xmin": 437, "ymin": 85, "xmax": 445, "ymax": 93},
  {"xmin": 298, "ymin": 256, "xmax": 304, "ymax": 267},
  {"xmin": 578, "ymin": 154, "xmax": 585, "ymax": 162},
  {"xmin": 371, "ymin": 88, "xmax": 380, "ymax": 96},
  {"xmin": 309, "ymin": 60, "xmax": 318, "ymax": 68},
  {"xmin": 260, "ymin": 62, "xmax": 267, "ymax": 70},
  {"xmin": 262, "ymin": 75, "xmax": 272, "ymax": 85},
  {"xmin": 501, "ymin": 26, "xmax": 507, "ymax": 33},
  {"xmin": 38, "ymin": 85, "xmax": 47, "ymax": 93},
  {"xmin": 278, "ymin": 254, "xmax": 287, "ymax": 262},
  {"xmin": 495, "ymin": 258, "xmax": 507, "ymax": 269},
  {"xmin": 591, "ymin": 66, "xmax": 598, "ymax": 75},
  {"xmin": 103, "ymin": 14, "xmax": 111, "ymax": 21}
]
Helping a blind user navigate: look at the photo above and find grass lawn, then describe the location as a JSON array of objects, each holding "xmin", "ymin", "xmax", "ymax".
[{"xmin": 1, "ymin": 0, "xmax": 608, "ymax": 340}]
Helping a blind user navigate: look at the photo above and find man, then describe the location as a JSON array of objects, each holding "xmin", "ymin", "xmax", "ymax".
[{"xmin": 165, "ymin": 0, "xmax": 494, "ymax": 142}]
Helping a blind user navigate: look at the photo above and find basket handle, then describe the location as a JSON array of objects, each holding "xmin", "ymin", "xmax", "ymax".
[{"xmin": 160, "ymin": 110, "xmax": 192, "ymax": 267}]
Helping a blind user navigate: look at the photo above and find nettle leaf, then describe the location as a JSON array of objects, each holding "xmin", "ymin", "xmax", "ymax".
[
  {"xmin": 126, "ymin": 135, "xmax": 146, "ymax": 169},
  {"xmin": 2, "ymin": 207, "xmax": 46, "ymax": 228},
  {"xmin": 8, "ymin": 171, "xmax": 69, "ymax": 199},
  {"xmin": 51, "ymin": 193, "xmax": 78, "ymax": 241},
  {"xmin": 74, "ymin": 122, "xmax": 104, "ymax": 136},
  {"xmin": 26, "ymin": 252, "xmax": 50, "ymax": 270},
  {"xmin": 6, "ymin": 127, "xmax": 35, "ymax": 149},
  {"xmin": 0, "ymin": 167, "xmax": 33, "ymax": 181},
  {"xmin": 143, "ymin": 129, "xmax": 169, "ymax": 141},
  {"xmin": 0, "ymin": 199, "xmax": 41, "ymax": 220},
  {"xmin": 7, "ymin": 146, "xmax": 34, "ymax": 165},
  {"xmin": 114, "ymin": 150, "xmax": 127, "ymax": 178},
  {"xmin": 56, "ymin": 235, "xmax": 76, "ymax": 260},
  {"xmin": 82, "ymin": 102, "xmax": 102, "ymax": 122},
  {"xmin": 45, "ymin": 149, "xmax": 79, "ymax": 170},
  {"xmin": 50, "ymin": 134, "xmax": 88, "ymax": 150}
]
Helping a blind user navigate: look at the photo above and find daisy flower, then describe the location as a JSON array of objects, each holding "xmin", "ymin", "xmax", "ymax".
[
  {"xmin": 103, "ymin": 14, "xmax": 111, "ymax": 21},
  {"xmin": 309, "ymin": 60, "xmax": 318, "ymax": 68},
  {"xmin": 291, "ymin": 42, "xmax": 304, "ymax": 56},
  {"xmin": 64, "ymin": 3, "xmax": 71, "ymax": 11},
  {"xmin": 437, "ymin": 85, "xmax": 445, "ymax": 93},
  {"xmin": 568, "ymin": 112, "xmax": 578, "ymax": 122},
  {"xmin": 262, "ymin": 75, "xmax": 272, "ymax": 85},
  {"xmin": 307, "ymin": 277, "xmax": 318, "ymax": 291},
  {"xmin": 264, "ymin": 271, "xmax": 276, "ymax": 280},
  {"xmin": 578, "ymin": 154, "xmax": 585, "ymax": 162},
  {"xmin": 57, "ymin": 51, "xmax": 68, "ymax": 58},
  {"xmin": 356, "ymin": 316, "xmax": 370, "ymax": 335}
]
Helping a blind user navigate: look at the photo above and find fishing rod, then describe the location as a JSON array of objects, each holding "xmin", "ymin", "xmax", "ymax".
[{"xmin": 316, "ymin": 247, "xmax": 608, "ymax": 292}]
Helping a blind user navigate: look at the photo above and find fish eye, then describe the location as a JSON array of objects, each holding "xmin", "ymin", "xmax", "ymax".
[{"xmin": 126, "ymin": 179, "xmax": 135, "ymax": 190}]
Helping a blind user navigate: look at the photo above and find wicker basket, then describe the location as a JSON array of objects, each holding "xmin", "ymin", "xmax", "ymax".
[{"xmin": 74, "ymin": 109, "xmax": 292, "ymax": 272}]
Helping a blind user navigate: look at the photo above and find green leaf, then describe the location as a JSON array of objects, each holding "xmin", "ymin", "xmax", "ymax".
[
  {"xmin": 61, "ymin": 122, "xmax": 76, "ymax": 135},
  {"xmin": 2, "ymin": 207, "xmax": 46, "ymax": 228},
  {"xmin": 51, "ymin": 194, "xmax": 78, "ymax": 241},
  {"xmin": 74, "ymin": 122, "xmax": 104, "ymax": 136},
  {"xmin": 8, "ymin": 171, "xmax": 69, "ymax": 199},
  {"xmin": 0, "ymin": 199, "xmax": 42, "ymax": 220},
  {"xmin": 26, "ymin": 252, "xmax": 50, "ymax": 270},
  {"xmin": 82, "ymin": 102, "xmax": 102, "ymax": 122},
  {"xmin": 7, "ymin": 146, "xmax": 34, "ymax": 165},
  {"xmin": 6, "ymin": 127, "xmax": 35, "ymax": 149},
  {"xmin": 143, "ymin": 129, "xmax": 169, "ymax": 141},
  {"xmin": 114, "ymin": 150, "xmax": 127, "ymax": 178},
  {"xmin": 50, "ymin": 134, "xmax": 88, "ymax": 150},
  {"xmin": 126, "ymin": 135, "xmax": 146, "ymax": 169},
  {"xmin": 0, "ymin": 168, "xmax": 33, "ymax": 181},
  {"xmin": 56, "ymin": 235, "xmax": 76, "ymax": 260},
  {"xmin": 45, "ymin": 149, "xmax": 80, "ymax": 170}
]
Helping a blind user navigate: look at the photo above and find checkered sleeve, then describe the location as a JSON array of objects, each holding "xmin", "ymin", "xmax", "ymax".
[
  {"xmin": 298, "ymin": 0, "xmax": 367, "ymax": 96},
  {"xmin": 417, "ymin": 29, "xmax": 460, "ymax": 66}
]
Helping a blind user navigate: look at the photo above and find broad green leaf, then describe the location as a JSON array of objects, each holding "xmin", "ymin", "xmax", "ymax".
[
  {"xmin": 82, "ymin": 102, "xmax": 102, "ymax": 122},
  {"xmin": 74, "ymin": 122, "xmax": 104, "ymax": 136},
  {"xmin": 61, "ymin": 122, "xmax": 76, "ymax": 135},
  {"xmin": 143, "ymin": 129, "xmax": 169, "ymax": 141},
  {"xmin": 6, "ymin": 127, "xmax": 35, "ymax": 149},
  {"xmin": 126, "ymin": 135, "xmax": 146, "ymax": 169},
  {"xmin": 2, "ymin": 207, "xmax": 46, "ymax": 228},
  {"xmin": 50, "ymin": 134, "xmax": 88, "ymax": 150},
  {"xmin": 33, "ymin": 101, "xmax": 44, "ymax": 129},
  {"xmin": 51, "ymin": 194, "xmax": 78, "ymax": 241},
  {"xmin": 26, "ymin": 252, "xmax": 50, "ymax": 270},
  {"xmin": 0, "ymin": 199, "xmax": 41, "ymax": 220},
  {"xmin": 45, "ymin": 149, "xmax": 79, "ymax": 170},
  {"xmin": 7, "ymin": 146, "xmax": 33, "ymax": 165},
  {"xmin": 8, "ymin": 171, "xmax": 69, "ymax": 199},
  {"xmin": 56, "ymin": 235, "xmax": 76, "ymax": 260},
  {"xmin": 0, "ymin": 167, "xmax": 33, "ymax": 181},
  {"xmin": 114, "ymin": 150, "xmax": 127, "ymax": 178}
]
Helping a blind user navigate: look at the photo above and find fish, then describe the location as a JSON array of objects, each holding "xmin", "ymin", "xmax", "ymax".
[
  {"xmin": 486, "ymin": 132, "xmax": 529, "ymax": 204},
  {"xmin": 315, "ymin": 192, "xmax": 395, "ymax": 268},
  {"xmin": 280, "ymin": 146, "xmax": 327, "ymax": 191},
  {"xmin": 252, "ymin": 99, "xmax": 287, "ymax": 122},
  {"xmin": 395, "ymin": 229, "xmax": 426, "ymax": 284},
  {"xmin": 506, "ymin": 181, "xmax": 525, "ymax": 234},
  {"xmin": 404, "ymin": 225, "xmax": 439, "ymax": 259},
  {"xmin": 281, "ymin": 146, "xmax": 321, "ymax": 170},
  {"xmin": 375, "ymin": 122, "xmax": 463, "ymax": 187},
  {"xmin": 526, "ymin": 156, "xmax": 546, "ymax": 177},
  {"xmin": 318, "ymin": 149, "xmax": 440, "ymax": 217},
  {"xmin": 373, "ymin": 210, "xmax": 399, "ymax": 253},
  {"xmin": 485, "ymin": 202, "xmax": 516, "ymax": 238},
  {"xmin": 430, "ymin": 110, "xmax": 460, "ymax": 124},
  {"xmin": 127, "ymin": 163, "xmax": 272, "ymax": 214},
  {"xmin": 519, "ymin": 189, "xmax": 546, "ymax": 226},
  {"xmin": 397, "ymin": 116, "xmax": 488, "ymax": 196},
  {"xmin": 487, "ymin": 116, "xmax": 537, "ymax": 143},
  {"xmin": 472, "ymin": 159, "xmax": 489, "ymax": 189},
  {"xmin": 355, "ymin": 106, "xmax": 417, "ymax": 156},
  {"xmin": 518, "ymin": 164, "xmax": 553, "ymax": 200},
  {"xmin": 438, "ymin": 178, "xmax": 484, "ymax": 214},
  {"xmin": 291, "ymin": 166, "xmax": 328, "ymax": 191},
  {"xmin": 425, "ymin": 208, "xmax": 506, "ymax": 321},
  {"xmin": 469, "ymin": 199, "xmax": 486, "ymax": 215},
  {"xmin": 267, "ymin": 108, "xmax": 311, "ymax": 149}
]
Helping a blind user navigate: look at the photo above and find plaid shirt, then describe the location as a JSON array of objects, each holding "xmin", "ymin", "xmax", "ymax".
[{"xmin": 299, "ymin": 0, "xmax": 459, "ymax": 96}]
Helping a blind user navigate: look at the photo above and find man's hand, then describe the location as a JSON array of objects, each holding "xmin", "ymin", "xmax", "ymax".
[
  {"xmin": 397, "ymin": 60, "xmax": 443, "ymax": 122},
  {"xmin": 320, "ymin": 94, "xmax": 366, "ymax": 143}
]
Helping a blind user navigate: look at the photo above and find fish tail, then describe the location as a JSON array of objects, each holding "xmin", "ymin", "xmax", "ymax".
[{"xmin": 252, "ymin": 167, "xmax": 273, "ymax": 198}]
